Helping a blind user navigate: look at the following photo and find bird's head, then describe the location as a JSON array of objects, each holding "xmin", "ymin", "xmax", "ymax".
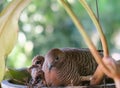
[
  {"xmin": 32, "ymin": 55, "xmax": 44, "ymax": 67},
  {"xmin": 45, "ymin": 48, "xmax": 65, "ymax": 71}
]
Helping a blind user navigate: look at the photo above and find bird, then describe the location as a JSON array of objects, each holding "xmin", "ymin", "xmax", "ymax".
[
  {"xmin": 28, "ymin": 55, "xmax": 46, "ymax": 87},
  {"xmin": 32, "ymin": 55, "xmax": 44, "ymax": 67},
  {"xmin": 42, "ymin": 48, "xmax": 103, "ymax": 86},
  {"xmin": 28, "ymin": 65, "xmax": 46, "ymax": 86}
]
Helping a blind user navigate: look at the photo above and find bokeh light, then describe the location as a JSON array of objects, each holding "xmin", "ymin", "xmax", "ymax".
[{"xmin": 1, "ymin": 0, "xmax": 119, "ymax": 69}]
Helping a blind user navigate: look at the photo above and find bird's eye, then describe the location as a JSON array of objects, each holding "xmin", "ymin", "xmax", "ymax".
[
  {"xmin": 35, "ymin": 61, "xmax": 41, "ymax": 65},
  {"xmin": 55, "ymin": 57, "xmax": 59, "ymax": 61}
]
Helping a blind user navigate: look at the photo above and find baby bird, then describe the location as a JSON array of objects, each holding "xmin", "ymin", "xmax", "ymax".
[
  {"xmin": 42, "ymin": 48, "xmax": 103, "ymax": 86},
  {"xmin": 28, "ymin": 55, "xmax": 46, "ymax": 87},
  {"xmin": 32, "ymin": 55, "xmax": 44, "ymax": 67},
  {"xmin": 28, "ymin": 65, "xmax": 46, "ymax": 87}
]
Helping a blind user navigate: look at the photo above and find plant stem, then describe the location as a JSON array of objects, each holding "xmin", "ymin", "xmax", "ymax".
[
  {"xmin": 79, "ymin": 0, "xmax": 110, "ymax": 84},
  {"xmin": 79, "ymin": 0, "xmax": 109, "ymax": 57},
  {"xmin": 59, "ymin": 0, "xmax": 110, "ymax": 73}
]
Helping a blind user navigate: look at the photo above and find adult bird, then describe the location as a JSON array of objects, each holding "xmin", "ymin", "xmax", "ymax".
[{"xmin": 42, "ymin": 48, "xmax": 103, "ymax": 86}]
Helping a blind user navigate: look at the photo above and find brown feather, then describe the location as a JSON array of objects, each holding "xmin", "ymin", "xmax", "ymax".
[{"xmin": 42, "ymin": 48, "xmax": 103, "ymax": 86}]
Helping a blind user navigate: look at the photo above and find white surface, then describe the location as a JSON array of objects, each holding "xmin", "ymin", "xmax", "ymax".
[{"xmin": 1, "ymin": 80, "xmax": 27, "ymax": 88}]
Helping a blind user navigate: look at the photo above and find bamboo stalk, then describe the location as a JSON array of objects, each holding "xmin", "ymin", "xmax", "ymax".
[
  {"xmin": 59, "ymin": 0, "xmax": 110, "ymax": 73},
  {"xmin": 79, "ymin": 0, "xmax": 109, "ymax": 57}
]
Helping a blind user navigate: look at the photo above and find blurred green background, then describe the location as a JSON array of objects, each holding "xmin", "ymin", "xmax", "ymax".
[{"xmin": 0, "ymin": 0, "xmax": 120, "ymax": 68}]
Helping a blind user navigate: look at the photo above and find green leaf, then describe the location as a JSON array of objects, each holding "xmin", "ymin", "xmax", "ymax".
[
  {"xmin": 0, "ymin": 0, "xmax": 31, "ymax": 82},
  {"xmin": 8, "ymin": 68, "xmax": 31, "ymax": 85}
]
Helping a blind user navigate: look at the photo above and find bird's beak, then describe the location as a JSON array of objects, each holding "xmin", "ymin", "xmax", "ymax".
[
  {"xmin": 49, "ymin": 64, "xmax": 53, "ymax": 71},
  {"xmin": 48, "ymin": 60, "xmax": 56, "ymax": 71},
  {"xmin": 48, "ymin": 63, "xmax": 53, "ymax": 71}
]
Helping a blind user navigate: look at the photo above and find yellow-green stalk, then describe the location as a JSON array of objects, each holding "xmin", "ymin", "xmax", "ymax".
[
  {"xmin": 59, "ymin": 0, "xmax": 110, "ymax": 74},
  {"xmin": 0, "ymin": 0, "xmax": 31, "ymax": 82}
]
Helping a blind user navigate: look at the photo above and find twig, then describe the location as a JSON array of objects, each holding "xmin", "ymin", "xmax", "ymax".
[
  {"xmin": 59, "ymin": 0, "xmax": 110, "ymax": 73},
  {"xmin": 78, "ymin": 0, "xmax": 109, "ymax": 85},
  {"xmin": 59, "ymin": 0, "xmax": 120, "ymax": 87},
  {"xmin": 79, "ymin": 0, "xmax": 109, "ymax": 57}
]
